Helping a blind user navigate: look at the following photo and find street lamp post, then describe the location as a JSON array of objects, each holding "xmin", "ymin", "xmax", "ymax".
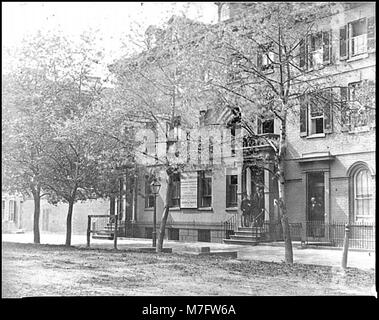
[{"xmin": 150, "ymin": 179, "xmax": 161, "ymax": 247}]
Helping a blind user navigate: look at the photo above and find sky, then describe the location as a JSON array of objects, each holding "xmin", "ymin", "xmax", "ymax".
[{"xmin": 2, "ymin": 2, "xmax": 218, "ymax": 66}]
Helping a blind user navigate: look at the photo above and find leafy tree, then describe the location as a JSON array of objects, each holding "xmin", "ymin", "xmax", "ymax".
[
  {"xmin": 108, "ymin": 15, "xmax": 215, "ymax": 252},
  {"xmin": 2, "ymin": 30, "xmax": 130, "ymax": 246},
  {"xmin": 197, "ymin": 2, "xmax": 355, "ymax": 263}
]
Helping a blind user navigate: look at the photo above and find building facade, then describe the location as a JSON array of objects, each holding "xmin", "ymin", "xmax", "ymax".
[{"xmin": 118, "ymin": 2, "xmax": 375, "ymax": 245}]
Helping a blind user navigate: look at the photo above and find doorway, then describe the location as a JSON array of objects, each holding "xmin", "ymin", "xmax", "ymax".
[{"xmin": 306, "ymin": 172, "xmax": 325, "ymax": 238}]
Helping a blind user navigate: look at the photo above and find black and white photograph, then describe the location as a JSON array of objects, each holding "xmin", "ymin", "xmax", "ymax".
[{"xmin": 2, "ymin": 1, "xmax": 376, "ymax": 303}]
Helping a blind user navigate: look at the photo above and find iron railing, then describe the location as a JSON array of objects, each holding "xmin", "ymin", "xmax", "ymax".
[
  {"xmin": 222, "ymin": 213, "xmax": 238, "ymax": 239},
  {"xmin": 304, "ymin": 221, "xmax": 375, "ymax": 250}
]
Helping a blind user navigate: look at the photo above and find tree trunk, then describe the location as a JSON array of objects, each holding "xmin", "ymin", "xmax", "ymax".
[
  {"xmin": 32, "ymin": 185, "xmax": 41, "ymax": 244},
  {"xmin": 65, "ymin": 199, "xmax": 75, "ymax": 247},
  {"xmin": 110, "ymin": 195, "xmax": 115, "ymax": 216},
  {"xmin": 156, "ymin": 171, "xmax": 173, "ymax": 253},
  {"xmin": 275, "ymin": 103, "xmax": 293, "ymax": 264},
  {"xmin": 278, "ymin": 161, "xmax": 293, "ymax": 264}
]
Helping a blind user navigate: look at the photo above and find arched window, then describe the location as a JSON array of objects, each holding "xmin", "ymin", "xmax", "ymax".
[
  {"xmin": 348, "ymin": 163, "xmax": 375, "ymax": 222},
  {"xmin": 353, "ymin": 169, "xmax": 373, "ymax": 220}
]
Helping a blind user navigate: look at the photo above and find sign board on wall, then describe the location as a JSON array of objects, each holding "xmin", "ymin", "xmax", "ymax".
[{"xmin": 180, "ymin": 172, "xmax": 198, "ymax": 208}]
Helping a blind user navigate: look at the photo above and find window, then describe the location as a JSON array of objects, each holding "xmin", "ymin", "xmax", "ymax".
[
  {"xmin": 168, "ymin": 228, "xmax": 179, "ymax": 240},
  {"xmin": 231, "ymin": 125, "xmax": 236, "ymax": 156},
  {"xmin": 227, "ymin": 53, "xmax": 244, "ymax": 83},
  {"xmin": 198, "ymin": 170, "xmax": 212, "ymax": 208},
  {"xmin": 340, "ymin": 17, "xmax": 376, "ymax": 60},
  {"xmin": 257, "ymin": 43, "xmax": 275, "ymax": 72},
  {"xmin": 209, "ymin": 137, "xmax": 214, "ymax": 164},
  {"xmin": 353, "ymin": 169, "xmax": 374, "ymax": 221},
  {"xmin": 198, "ymin": 229, "xmax": 211, "ymax": 242},
  {"xmin": 170, "ymin": 173, "xmax": 180, "ymax": 208},
  {"xmin": 341, "ymin": 81, "xmax": 375, "ymax": 130},
  {"xmin": 145, "ymin": 227, "xmax": 153, "ymax": 239},
  {"xmin": 300, "ymin": 31, "xmax": 332, "ymax": 69},
  {"xmin": 308, "ymin": 32, "xmax": 323, "ymax": 69},
  {"xmin": 309, "ymin": 97, "xmax": 325, "ymax": 135},
  {"xmin": 145, "ymin": 179, "xmax": 155, "ymax": 208},
  {"xmin": 257, "ymin": 117, "xmax": 274, "ymax": 134},
  {"xmin": 220, "ymin": 3, "xmax": 230, "ymax": 22},
  {"xmin": 226, "ymin": 175, "xmax": 238, "ymax": 208},
  {"xmin": 9, "ymin": 200, "xmax": 16, "ymax": 222},
  {"xmin": 350, "ymin": 19, "xmax": 367, "ymax": 56},
  {"xmin": 299, "ymin": 89, "xmax": 333, "ymax": 136},
  {"xmin": 2, "ymin": 200, "xmax": 5, "ymax": 220}
]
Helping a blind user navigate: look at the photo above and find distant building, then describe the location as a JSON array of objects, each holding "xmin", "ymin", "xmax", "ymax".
[{"xmin": 2, "ymin": 193, "xmax": 23, "ymax": 233}]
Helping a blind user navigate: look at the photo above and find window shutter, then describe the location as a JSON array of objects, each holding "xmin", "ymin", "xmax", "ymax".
[
  {"xmin": 257, "ymin": 49, "xmax": 263, "ymax": 70},
  {"xmin": 226, "ymin": 176, "xmax": 231, "ymax": 207},
  {"xmin": 307, "ymin": 34, "xmax": 314, "ymax": 69},
  {"xmin": 257, "ymin": 116, "xmax": 262, "ymax": 134},
  {"xmin": 323, "ymin": 89, "xmax": 333, "ymax": 134},
  {"xmin": 299, "ymin": 39, "xmax": 306, "ymax": 68},
  {"xmin": 367, "ymin": 16, "xmax": 376, "ymax": 52},
  {"xmin": 322, "ymin": 30, "xmax": 332, "ymax": 64},
  {"xmin": 300, "ymin": 95, "xmax": 308, "ymax": 137},
  {"xmin": 340, "ymin": 87, "xmax": 349, "ymax": 131},
  {"xmin": 339, "ymin": 25, "xmax": 348, "ymax": 59}
]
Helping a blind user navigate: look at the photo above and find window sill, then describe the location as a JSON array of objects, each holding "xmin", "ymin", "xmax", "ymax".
[
  {"xmin": 306, "ymin": 133, "xmax": 326, "ymax": 139},
  {"xmin": 169, "ymin": 207, "xmax": 181, "ymax": 211},
  {"xmin": 347, "ymin": 53, "xmax": 369, "ymax": 62},
  {"xmin": 198, "ymin": 207, "xmax": 213, "ymax": 211},
  {"xmin": 226, "ymin": 207, "xmax": 238, "ymax": 211}
]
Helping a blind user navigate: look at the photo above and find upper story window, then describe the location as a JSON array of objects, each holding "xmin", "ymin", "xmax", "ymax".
[
  {"xmin": 257, "ymin": 43, "xmax": 275, "ymax": 72},
  {"xmin": 300, "ymin": 89, "xmax": 333, "ymax": 137},
  {"xmin": 8, "ymin": 200, "xmax": 16, "ymax": 222},
  {"xmin": 2, "ymin": 200, "xmax": 5, "ymax": 221},
  {"xmin": 257, "ymin": 117, "xmax": 274, "ymax": 134},
  {"xmin": 300, "ymin": 30, "xmax": 332, "ymax": 70},
  {"xmin": 350, "ymin": 19, "xmax": 367, "ymax": 56},
  {"xmin": 219, "ymin": 3, "xmax": 230, "ymax": 22},
  {"xmin": 340, "ymin": 81, "xmax": 376, "ymax": 131},
  {"xmin": 340, "ymin": 16, "xmax": 376, "ymax": 60}
]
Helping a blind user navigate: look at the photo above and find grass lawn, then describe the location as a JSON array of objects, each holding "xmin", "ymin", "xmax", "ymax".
[{"xmin": 2, "ymin": 242, "xmax": 375, "ymax": 297}]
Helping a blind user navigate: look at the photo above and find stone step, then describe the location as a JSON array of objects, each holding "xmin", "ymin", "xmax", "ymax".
[
  {"xmin": 237, "ymin": 227, "xmax": 264, "ymax": 232},
  {"xmin": 229, "ymin": 234, "xmax": 261, "ymax": 241},
  {"xmin": 223, "ymin": 238, "xmax": 260, "ymax": 246},
  {"xmin": 234, "ymin": 230, "xmax": 262, "ymax": 236}
]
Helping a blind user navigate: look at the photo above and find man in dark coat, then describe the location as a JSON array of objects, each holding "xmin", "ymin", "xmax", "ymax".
[
  {"xmin": 241, "ymin": 194, "xmax": 252, "ymax": 227},
  {"xmin": 252, "ymin": 187, "xmax": 264, "ymax": 227}
]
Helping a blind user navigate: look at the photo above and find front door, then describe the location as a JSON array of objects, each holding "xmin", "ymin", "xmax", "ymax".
[{"xmin": 306, "ymin": 172, "xmax": 325, "ymax": 238}]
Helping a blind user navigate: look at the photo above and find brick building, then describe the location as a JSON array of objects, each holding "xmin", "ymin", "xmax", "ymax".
[{"xmin": 116, "ymin": 2, "xmax": 375, "ymax": 246}]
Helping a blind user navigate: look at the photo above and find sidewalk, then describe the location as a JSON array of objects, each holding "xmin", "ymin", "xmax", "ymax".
[{"xmin": 2, "ymin": 232, "xmax": 375, "ymax": 270}]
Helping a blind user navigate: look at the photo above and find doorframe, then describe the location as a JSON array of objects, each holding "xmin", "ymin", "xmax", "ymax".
[{"xmin": 303, "ymin": 169, "xmax": 331, "ymax": 241}]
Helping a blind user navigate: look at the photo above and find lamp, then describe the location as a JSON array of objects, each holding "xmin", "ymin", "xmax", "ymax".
[
  {"xmin": 150, "ymin": 179, "xmax": 161, "ymax": 195},
  {"xmin": 150, "ymin": 179, "xmax": 161, "ymax": 247}
]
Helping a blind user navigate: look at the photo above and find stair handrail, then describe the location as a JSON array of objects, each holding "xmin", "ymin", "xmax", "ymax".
[
  {"xmin": 251, "ymin": 208, "xmax": 266, "ymax": 240},
  {"xmin": 222, "ymin": 212, "xmax": 238, "ymax": 239}
]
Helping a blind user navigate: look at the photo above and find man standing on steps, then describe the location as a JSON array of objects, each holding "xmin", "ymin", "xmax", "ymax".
[
  {"xmin": 240, "ymin": 194, "xmax": 252, "ymax": 227},
  {"xmin": 252, "ymin": 187, "xmax": 264, "ymax": 227}
]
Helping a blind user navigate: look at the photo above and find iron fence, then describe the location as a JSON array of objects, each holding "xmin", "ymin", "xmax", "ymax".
[{"xmin": 305, "ymin": 220, "xmax": 375, "ymax": 250}]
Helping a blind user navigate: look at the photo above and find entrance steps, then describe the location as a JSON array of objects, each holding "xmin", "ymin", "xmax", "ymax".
[{"xmin": 223, "ymin": 226, "xmax": 264, "ymax": 245}]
